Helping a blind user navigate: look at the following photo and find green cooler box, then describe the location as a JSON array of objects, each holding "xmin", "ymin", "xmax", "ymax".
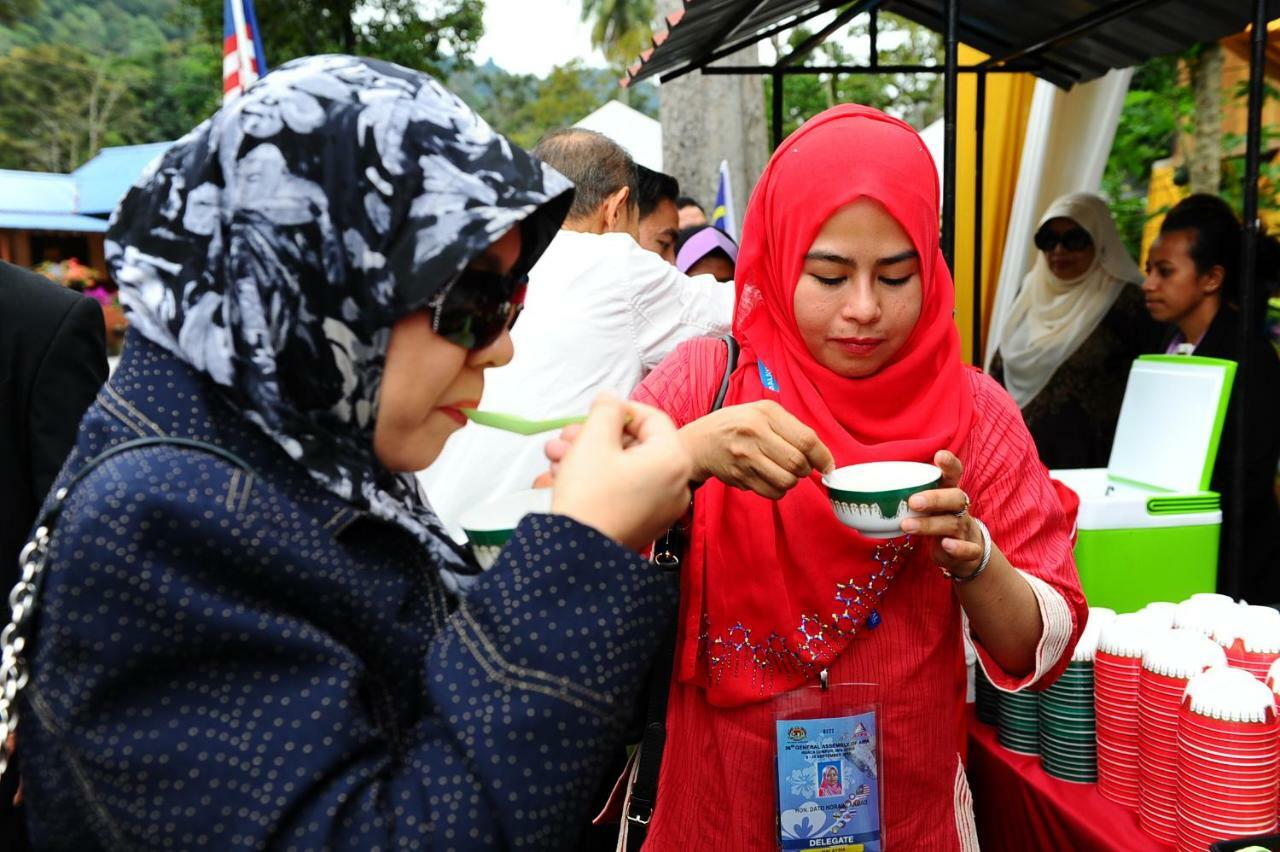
[{"xmin": 1050, "ymin": 355, "xmax": 1236, "ymax": 613}]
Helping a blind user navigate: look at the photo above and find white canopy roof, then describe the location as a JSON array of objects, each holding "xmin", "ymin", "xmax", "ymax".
[{"xmin": 574, "ymin": 99, "xmax": 663, "ymax": 171}]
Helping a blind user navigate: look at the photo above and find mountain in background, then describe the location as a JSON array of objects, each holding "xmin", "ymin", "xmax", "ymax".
[
  {"xmin": 450, "ymin": 58, "xmax": 657, "ymax": 149},
  {"xmin": 0, "ymin": 0, "xmax": 657, "ymax": 172}
]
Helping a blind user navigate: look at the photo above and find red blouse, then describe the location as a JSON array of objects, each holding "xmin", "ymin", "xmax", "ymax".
[{"xmin": 631, "ymin": 336, "xmax": 1086, "ymax": 851}]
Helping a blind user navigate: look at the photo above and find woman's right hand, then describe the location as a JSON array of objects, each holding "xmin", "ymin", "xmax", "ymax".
[
  {"xmin": 550, "ymin": 394, "xmax": 693, "ymax": 551},
  {"xmin": 679, "ymin": 400, "xmax": 834, "ymax": 499}
]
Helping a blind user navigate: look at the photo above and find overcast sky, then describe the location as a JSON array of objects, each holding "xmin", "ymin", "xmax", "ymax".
[
  {"xmin": 473, "ymin": 0, "xmax": 608, "ymax": 76},
  {"xmin": 470, "ymin": 5, "xmax": 901, "ymax": 78}
]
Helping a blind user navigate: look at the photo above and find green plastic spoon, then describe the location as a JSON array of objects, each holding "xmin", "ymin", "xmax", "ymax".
[{"xmin": 460, "ymin": 408, "xmax": 589, "ymax": 435}]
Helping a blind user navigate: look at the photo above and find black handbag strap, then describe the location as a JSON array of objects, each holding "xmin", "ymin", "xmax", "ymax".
[
  {"xmin": 625, "ymin": 334, "xmax": 738, "ymax": 848},
  {"xmin": 2, "ymin": 436, "xmax": 257, "ymax": 782}
]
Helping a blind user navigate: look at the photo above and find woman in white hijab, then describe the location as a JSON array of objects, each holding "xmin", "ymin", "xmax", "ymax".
[{"xmin": 990, "ymin": 192, "xmax": 1159, "ymax": 468}]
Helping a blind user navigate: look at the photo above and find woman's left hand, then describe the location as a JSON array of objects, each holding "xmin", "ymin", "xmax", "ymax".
[{"xmin": 899, "ymin": 450, "xmax": 984, "ymax": 577}]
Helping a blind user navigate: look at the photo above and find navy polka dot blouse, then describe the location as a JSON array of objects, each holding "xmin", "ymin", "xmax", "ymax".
[{"xmin": 19, "ymin": 335, "xmax": 677, "ymax": 850}]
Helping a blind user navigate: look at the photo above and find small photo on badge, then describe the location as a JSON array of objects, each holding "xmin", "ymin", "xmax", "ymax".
[{"xmin": 816, "ymin": 761, "xmax": 844, "ymax": 798}]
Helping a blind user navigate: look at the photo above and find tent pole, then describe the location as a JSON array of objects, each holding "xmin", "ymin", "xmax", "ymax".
[
  {"xmin": 1229, "ymin": 0, "xmax": 1267, "ymax": 595},
  {"xmin": 869, "ymin": 8, "xmax": 879, "ymax": 69},
  {"xmin": 942, "ymin": 0, "xmax": 958, "ymax": 269},
  {"xmin": 973, "ymin": 69, "xmax": 987, "ymax": 366}
]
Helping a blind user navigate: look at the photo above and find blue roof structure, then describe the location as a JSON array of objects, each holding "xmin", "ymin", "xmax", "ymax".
[
  {"xmin": 0, "ymin": 169, "xmax": 79, "ymax": 214},
  {"xmin": 0, "ymin": 212, "xmax": 109, "ymax": 233},
  {"xmin": 72, "ymin": 142, "xmax": 172, "ymax": 216},
  {"xmin": 0, "ymin": 140, "xmax": 173, "ymax": 233}
]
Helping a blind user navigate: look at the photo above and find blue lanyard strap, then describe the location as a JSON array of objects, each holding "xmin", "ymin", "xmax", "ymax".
[{"xmin": 757, "ymin": 358, "xmax": 780, "ymax": 392}]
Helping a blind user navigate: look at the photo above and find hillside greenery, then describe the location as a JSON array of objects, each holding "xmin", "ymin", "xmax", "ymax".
[{"xmin": 0, "ymin": 0, "xmax": 654, "ymax": 173}]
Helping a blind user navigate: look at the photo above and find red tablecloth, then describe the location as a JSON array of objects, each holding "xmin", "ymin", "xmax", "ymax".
[{"xmin": 967, "ymin": 710, "xmax": 1168, "ymax": 851}]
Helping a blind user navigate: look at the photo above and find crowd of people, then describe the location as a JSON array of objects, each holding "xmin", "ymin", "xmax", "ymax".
[{"xmin": 0, "ymin": 52, "xmax": 1277, "ymax": 850}]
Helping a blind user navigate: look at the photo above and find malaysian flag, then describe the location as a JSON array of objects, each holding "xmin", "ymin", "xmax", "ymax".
[
  {"xmin": 223, "ymin": 0, "xmax": 268, "ymax": 103},
  {"xmin": 710, "ymin": 159, "xmax": 737, "ymax": 240}
]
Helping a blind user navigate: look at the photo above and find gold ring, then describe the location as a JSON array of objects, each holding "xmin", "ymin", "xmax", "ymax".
[{"xmin": 954, "ymin": 491, "xmax": 970, "ymax": 517}]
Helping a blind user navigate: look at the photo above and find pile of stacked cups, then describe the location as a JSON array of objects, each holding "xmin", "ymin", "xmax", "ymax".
[
  {"xmin": 1095, "ymin": 613, "xmax": 1151, "ymax": 808},
  {"xmin": 997, "ymin": 688, "xmax": 1041, "ymax": 755},
  {"xmin": 1264, "ymin": 658, "xmax": 1280, "ymax": 817},
  {"xmin": 1137, "ymin": 629, "xmax": 1226, "ymax": 844},
  {"xmin": 975, "ymin": 664, "xmax": 1000, "ymax": 726},
  {"xmin": 1038, "ymin": 608, "xmax": 1113, "ymax": 783},
  {"xmin": 1176, "ymin": 666, "xmax": 1279, "ymax": 851},
  {"xmin": 1213, "ymin": 604, "xmax": 1280, "ymax": 681}
]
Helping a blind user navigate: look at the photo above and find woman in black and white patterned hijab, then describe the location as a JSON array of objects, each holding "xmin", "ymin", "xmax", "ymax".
[{"xmin": 105, "ymin": 54, "xmax": 572, "ymax": 573}]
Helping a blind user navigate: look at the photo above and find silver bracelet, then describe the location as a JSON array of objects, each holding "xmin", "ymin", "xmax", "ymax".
[{"xmin": 941, "ymin": 516, "xmax": 992, "ymax": 584}]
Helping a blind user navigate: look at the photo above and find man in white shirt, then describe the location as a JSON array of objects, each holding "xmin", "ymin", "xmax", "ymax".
[{"xmin": 420, "ymin": 128, "xmax": 734, "ymax": 538}]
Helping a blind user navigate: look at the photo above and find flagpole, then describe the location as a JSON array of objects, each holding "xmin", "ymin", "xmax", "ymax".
[
  {"xmin": 720, "ymin": 160, "xmax": 737, "ymax": 240},
  {"xmin": 228, "ymin": 0, "xmax": 255, "ymax": 98}
]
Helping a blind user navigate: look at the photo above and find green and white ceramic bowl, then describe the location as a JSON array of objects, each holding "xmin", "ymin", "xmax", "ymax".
[
  {"xmin": 821, "ymin": 462, "xmax": 943, "ymax": 539},
  {"xmin": 459, "ymin": 488, "xmax": 553, "ymax": 569}
]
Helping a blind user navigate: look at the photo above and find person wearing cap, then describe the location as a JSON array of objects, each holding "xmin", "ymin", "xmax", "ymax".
[{"xmin": 675, "ymin": 224, "xmax": 739, "ymax": 282}]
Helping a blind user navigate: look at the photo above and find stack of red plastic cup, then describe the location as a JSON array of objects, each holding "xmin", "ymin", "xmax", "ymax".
[
  {"xmin": 1213, "ymin": 605, "xmax": 1280, "ymax": 682},
  {"xmin": 1176, "ymin": 666, "xmax": 1279, "ymax": 851},
  {"xmin": 1138, "ymin": 628, "xmax": 1226, "ymax": 845},
  {"xmin": 1264, "ymin": 658, "xmax": 1280, "ymax": 820},
  {"xmin": 1095, "ymin": 613, "xmax": 1150, "ymax": 809}
]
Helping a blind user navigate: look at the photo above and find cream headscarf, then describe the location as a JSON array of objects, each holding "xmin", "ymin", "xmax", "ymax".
[{"xmin": 997, "ymin": 192, "xmax": 1143, "ymax": 408}]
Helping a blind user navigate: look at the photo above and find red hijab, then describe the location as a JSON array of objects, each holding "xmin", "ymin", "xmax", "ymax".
[{"xmin": 682, "ymin": 105, "xmax": 975, "ymax": 706}]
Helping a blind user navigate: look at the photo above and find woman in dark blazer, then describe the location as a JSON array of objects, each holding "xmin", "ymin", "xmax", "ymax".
[
  {"xmin": 8, "ymin": 56, "xmax": 692, "ymax": 850},
  {"xmin": 1143, "ymin": 193, "xmax": 1280, "ymax": 603}
]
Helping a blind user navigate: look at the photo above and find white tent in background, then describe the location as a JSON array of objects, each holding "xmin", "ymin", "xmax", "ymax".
[{"xmin": 574, "ymin": 100, "xmax": 664, "ymax": 171}]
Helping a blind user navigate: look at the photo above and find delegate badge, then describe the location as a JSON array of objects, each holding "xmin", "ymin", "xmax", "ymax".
[{"xmin": 775, "ymin": 709, "xmax": 881, "ymax": 851}]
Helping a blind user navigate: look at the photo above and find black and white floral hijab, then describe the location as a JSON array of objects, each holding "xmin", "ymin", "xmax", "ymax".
[{"xmin": 105, "ymin": 55, "xmax": 573, "ymax": 579}]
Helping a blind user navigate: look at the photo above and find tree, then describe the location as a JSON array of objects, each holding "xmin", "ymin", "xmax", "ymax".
[
  {"xmin": 190, "ymin": 0, "xmax": 485, "ymax": 79},
  {"xmin": 1100, "ymin": 55, "xmax": 1194, "ymax": 256},
  {"xmin": 581, "ymin": 0, "xmax": 654, "ymax": 66},
  {"xmin": 763, "ymin": 12, "xmax": 944, "ymax": 140},
  {"xmin": 505, "ymin": 60, "xmax": 609, "ymax": 148},
  {"xmin": 1187, "ymin": 43, "xmax": 1225, "ymax": 194},
  {"xmin": 0, "ymin": 44, "xmax": 148, "ymax": 171},
  {"xmin": 0, "ymin": 0, "xmax": 38, "ymax": 25},
  {"xmin": 451, "ymin": 59, "xmax": 657, "ymax": 151}
]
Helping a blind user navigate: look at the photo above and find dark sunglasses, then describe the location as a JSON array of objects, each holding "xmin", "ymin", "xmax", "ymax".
[
  {"xmin": 430, "ymin": 268, "xmax": 527, "ymax": 351},
  {"xmin": 1034, "ymin": 226, "xmax": 1093, "ymax": 253}
]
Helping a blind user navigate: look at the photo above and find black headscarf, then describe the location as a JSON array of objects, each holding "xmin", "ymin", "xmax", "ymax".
[{"xmin": 105, "ymin": 55, "xmax": 572, "ymax": 576}]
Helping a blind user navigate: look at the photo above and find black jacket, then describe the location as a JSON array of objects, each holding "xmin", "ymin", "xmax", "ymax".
[
  {"xmin": 0, "ymin": 260, "xmax": 107, "ymax": 850},
  {"xmin": 0, "ymin": 260, "xmax": 108, "ymax": 589},
  {"xmin": 1180, "ymin": 305, "xmax": 1280, "ymax": 602}
]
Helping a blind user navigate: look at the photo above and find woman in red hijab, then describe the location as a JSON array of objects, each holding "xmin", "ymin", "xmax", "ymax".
[{"xmin": 625, "ymin": 105, "xmax": 1087, "ymax": 848}]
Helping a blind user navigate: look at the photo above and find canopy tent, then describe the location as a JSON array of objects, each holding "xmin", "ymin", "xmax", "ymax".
[
  {"xmin": 574, "ymin": 100, "xmax": 664, "ymax": 171},
  {"xmin": 622, "ymin": 0, "xmax": 1280, "ymax": 598}
]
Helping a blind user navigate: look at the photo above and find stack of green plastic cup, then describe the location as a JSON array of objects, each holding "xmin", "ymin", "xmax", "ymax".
[
  {"xmin": 997, "ymin": 689, "xmax": 1041, "ymax": 754},
  {"xmin": 1037, "ymin": 607, "xmax": 1114, "ymax": 782},
  {"xmin": 1038, "ymin": 660, "xmax": 1097, "ymax": 782},
  {"xmin": 974, "ymin": 665, "xmax": 1000, "ymax": 726}
]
